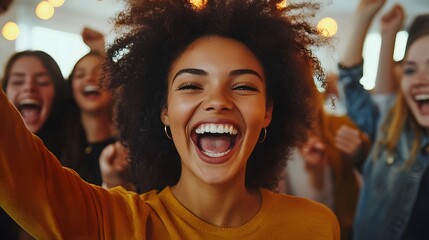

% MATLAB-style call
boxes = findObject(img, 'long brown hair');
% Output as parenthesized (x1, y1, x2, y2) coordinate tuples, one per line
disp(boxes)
(375, 14, 429, 165)
(377, 91, 422, 166)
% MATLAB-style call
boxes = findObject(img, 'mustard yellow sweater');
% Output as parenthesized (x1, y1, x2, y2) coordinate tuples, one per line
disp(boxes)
(0, 90, 340, 239)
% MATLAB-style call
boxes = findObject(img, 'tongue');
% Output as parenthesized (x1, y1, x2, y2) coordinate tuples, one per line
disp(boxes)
(421, 102, 429, 114)
(199, 135, 232, 153)
(20, 107, 40, 123)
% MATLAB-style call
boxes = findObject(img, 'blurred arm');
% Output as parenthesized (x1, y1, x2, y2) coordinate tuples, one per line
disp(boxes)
(339, 0, 386, 67)
(374, 4, 405, 94)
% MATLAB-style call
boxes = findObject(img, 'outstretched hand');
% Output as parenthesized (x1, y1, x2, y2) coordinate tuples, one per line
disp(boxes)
(82, 27, 105, 55)
(99, 141, 135, 191)
(380, 4, 405, 34)
(300, 135, 327, 168)
(334, 125, 363, 161)
(356, 0, 386, 18)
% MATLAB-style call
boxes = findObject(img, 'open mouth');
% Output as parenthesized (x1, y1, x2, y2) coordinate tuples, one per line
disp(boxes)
(18, 99, 42, 123)
(192, 123, 240, 160)
(83, 85, 101, 97)
(415, 94, 429, 115)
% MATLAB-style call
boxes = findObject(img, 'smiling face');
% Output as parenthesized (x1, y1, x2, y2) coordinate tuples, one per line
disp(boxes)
(401, 36, 429, 133)
(6, 56, 55, 133)
(161, 36, 272, 186)
(71, 54, 112, 114)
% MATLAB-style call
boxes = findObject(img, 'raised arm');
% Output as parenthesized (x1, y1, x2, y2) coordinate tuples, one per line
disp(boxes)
(340, 0, 386, 67)
(338, 0, 386, 142)
(82, 27, 106, 55)
(374, 4, 405, 94)
(0, 90, 138, 238)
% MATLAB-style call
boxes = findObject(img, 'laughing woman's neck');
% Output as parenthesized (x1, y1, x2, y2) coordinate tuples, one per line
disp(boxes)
(171, 170, 261, 228)
(81, 110, 115, 143)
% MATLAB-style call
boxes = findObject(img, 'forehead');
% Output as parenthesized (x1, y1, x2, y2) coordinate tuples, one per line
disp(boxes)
(170, 36, 264, 77)
(75, 54, 102, 69)
(11, 56, 47, 73)
(406, 36, 429, 62)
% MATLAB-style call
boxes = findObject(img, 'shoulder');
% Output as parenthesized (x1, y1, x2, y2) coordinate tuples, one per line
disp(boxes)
(267, 190, 337, 218)
(261, 189, 340, 238)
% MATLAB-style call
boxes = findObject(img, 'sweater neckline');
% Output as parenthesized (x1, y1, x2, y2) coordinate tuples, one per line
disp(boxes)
(159, 186, 271, 236)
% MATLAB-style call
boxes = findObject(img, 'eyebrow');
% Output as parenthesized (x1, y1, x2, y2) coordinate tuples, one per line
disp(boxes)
(173, 68, 207, 81)
(172, 68, 263, 82)
(229, 69, 262, 80)
(404, 59, 429, 65)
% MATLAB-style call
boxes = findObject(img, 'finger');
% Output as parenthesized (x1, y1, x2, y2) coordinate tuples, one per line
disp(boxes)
(381, 4, 405, 24)
(335, 139, 351, 152)
(336, 135, 361, 154)
(100, 144, 116, 165)
(335, 142, 355, 155)
(337, 125, 359, 138)
(336, 129, 361, 146)
(336, 131, 360, 147)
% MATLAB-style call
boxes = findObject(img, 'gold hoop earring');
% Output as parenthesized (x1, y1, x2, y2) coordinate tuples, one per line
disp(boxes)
(258, 128, 267, 143)
(164, 125, 173, 140)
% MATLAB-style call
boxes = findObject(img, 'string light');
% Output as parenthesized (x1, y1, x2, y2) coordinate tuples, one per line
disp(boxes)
(189, 0, 206, 9)
(317, 17, 338, 37)
(48, 0, 65, 8)
(2, 22, 20, 41)
(276, 0, 287, 9)
(35, 1, 55, 20)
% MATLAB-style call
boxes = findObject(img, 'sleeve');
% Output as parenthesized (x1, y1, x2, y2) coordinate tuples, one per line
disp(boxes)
(338, 63, 380, 142)
(0, 90, 148, 239)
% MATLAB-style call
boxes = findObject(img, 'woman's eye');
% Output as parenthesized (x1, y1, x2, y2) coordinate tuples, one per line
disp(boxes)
(9, 79, 24, 86)
(74, 71, 85, 79)
(177, 83, 202, 90)
(37, 80, 52, 87)
(403, 67, 416, 76)
(232, 84, 258, 91)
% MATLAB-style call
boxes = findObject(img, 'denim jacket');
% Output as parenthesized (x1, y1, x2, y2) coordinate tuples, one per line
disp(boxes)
(339, 63, 429, 240)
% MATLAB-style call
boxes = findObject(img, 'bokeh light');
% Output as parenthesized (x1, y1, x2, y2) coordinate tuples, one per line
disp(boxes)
(2, 22, 20, 41)
(35, 1, 55, 20)
(276, 0, 287, 9)
(48, 0, 65, 8)
(317, 17, 338, 37)
(189, 0, 206, 9)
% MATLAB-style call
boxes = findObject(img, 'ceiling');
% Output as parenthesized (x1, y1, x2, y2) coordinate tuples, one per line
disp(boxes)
(12, 0, 428, 30)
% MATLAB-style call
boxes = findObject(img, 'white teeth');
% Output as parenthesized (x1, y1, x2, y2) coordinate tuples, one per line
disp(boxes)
(83, 85, 99, 93)
(19, 99, 41, 107)
(415, 94, 429, 101)
(209, 124, 217, 133)
(195, 123, 238, 135)
(202, 149, 231, 157)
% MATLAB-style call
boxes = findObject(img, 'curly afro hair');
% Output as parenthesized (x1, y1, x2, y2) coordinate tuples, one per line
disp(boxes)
(103, 0, 325, 192)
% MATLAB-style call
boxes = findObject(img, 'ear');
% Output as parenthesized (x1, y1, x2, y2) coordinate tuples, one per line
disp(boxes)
(263, 102, 273, 128)
(160, 105, 170, 125)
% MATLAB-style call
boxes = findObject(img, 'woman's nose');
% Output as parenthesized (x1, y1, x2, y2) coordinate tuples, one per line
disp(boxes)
(414, 67, 429, 86)
(87, 72, 97, 83)
(22, 79, 36, 92)
(202, 89, 234, 112)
